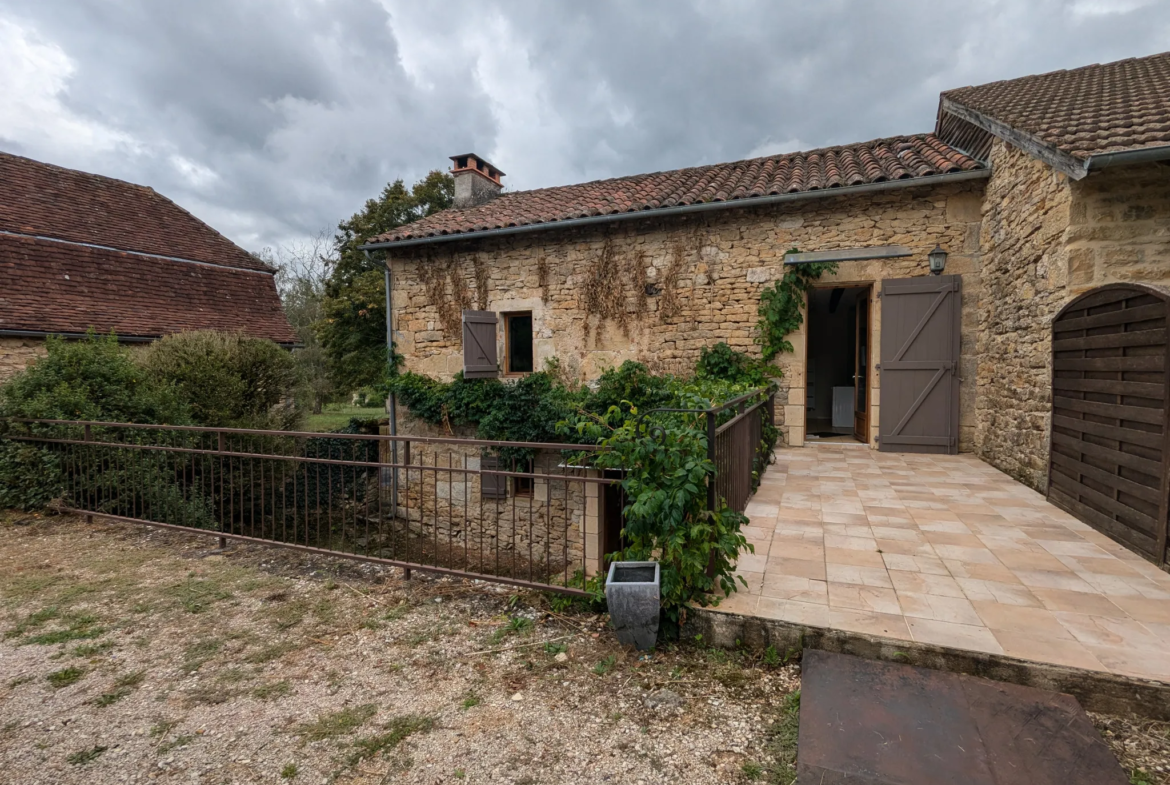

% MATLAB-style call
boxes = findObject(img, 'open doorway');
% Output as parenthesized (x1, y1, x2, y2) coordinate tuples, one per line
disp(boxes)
(805, 285, 872, 444)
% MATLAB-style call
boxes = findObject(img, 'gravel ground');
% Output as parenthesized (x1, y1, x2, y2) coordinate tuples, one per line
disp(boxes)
(0, 514, 802, 785)
(1, 513, 1166, 785)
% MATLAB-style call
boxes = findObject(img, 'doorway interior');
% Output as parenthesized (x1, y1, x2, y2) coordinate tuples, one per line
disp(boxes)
(805, 285, 872, 445)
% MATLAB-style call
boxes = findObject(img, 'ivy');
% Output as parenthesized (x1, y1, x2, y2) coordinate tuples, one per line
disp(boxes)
(756, 255, 838, 362)
(386, 352, 775, 621)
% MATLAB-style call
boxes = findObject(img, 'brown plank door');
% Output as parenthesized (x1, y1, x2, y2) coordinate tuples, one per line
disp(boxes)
(1047, 284, 1170, 567)
(853, 289, 871, 443)
(877, 275, 961, 454)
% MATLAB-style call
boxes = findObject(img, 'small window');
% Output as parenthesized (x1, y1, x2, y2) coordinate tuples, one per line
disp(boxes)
(512, 458, 534, 497)
(504, 312, 534, 374)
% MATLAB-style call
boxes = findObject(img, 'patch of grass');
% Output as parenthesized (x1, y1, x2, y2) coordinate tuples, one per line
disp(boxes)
(304, 405, 385, 432)
(267, 599, 309, 631)
(253, 680, 292, 700)
(593, 655, 617, 676)
(295, 703, 378, 742)
(454, 769, 465, 779)
(72, 641, 115, 658)
(5, 606, 60, 638)
(1129, 769, 1153, 785)
(150, 720, 179, 738)
(94, 670, 146, 707)
(217, 667, 251, 684)
(181, 638, 222, 672)
(543, 641, 568, 655)
(16, 609, 104, 646)
(761, 690, 801, 785)
(487, 616, 533, 645)
(183, 685, 240, 706)
(66, 745, 107, 765)
(158, 734, 195, 753)
(383, 604, 412, 622)
(742, 760, 764, 780)
(245, 640, 301, 664)
(347, 715, 435, 767)
(167, 575, 233, 614)
(47, 666, 84, 689)
(460, 692, 481, 710)
(281, 762, 299, 779)
(7, 674, 34, 688)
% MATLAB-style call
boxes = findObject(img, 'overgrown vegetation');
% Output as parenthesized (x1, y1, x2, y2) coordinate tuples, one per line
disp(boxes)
(756, 258, 837, 361)
(387, 346, 777, 619)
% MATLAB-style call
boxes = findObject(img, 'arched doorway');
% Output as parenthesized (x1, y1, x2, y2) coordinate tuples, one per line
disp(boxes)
(1048, 283, 1170, 567)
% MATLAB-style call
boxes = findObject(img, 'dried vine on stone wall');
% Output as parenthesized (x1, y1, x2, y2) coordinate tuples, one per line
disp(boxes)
(656, 228, 698, 322)
(629, 250, 648, 320)
(537, 255, 552, 304)
(472, 253, 489, 310)
(582, 238, 630, 343)
(418, 252, 472, 338)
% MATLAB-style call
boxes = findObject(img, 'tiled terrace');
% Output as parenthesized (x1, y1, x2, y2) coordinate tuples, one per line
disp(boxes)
(716, 444, 1170, 684)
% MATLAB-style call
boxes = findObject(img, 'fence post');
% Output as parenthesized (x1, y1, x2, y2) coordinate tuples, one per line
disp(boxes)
(216, 431, 227, 551)
(83, 424, 93, 525)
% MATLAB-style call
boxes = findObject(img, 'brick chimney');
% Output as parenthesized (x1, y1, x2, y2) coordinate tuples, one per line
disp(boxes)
(450, 154, 503, 208)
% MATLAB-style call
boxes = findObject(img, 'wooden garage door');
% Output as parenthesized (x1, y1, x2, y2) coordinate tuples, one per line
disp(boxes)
(878, 275, 962, 454)
(1047, 284, 1170, 566)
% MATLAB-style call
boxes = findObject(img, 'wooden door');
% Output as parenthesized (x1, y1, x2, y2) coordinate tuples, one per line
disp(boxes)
(1047, 284, 1170, 566)
(878, 275, 962, 454)
(853, 290, 871, 442)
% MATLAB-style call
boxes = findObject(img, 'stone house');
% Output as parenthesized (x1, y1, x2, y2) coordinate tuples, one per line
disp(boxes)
(365, 53, 1170, 567)
(0, 151, 297, 380)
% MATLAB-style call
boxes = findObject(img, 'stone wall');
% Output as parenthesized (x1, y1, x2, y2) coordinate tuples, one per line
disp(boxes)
(389, 180, 985, 449)
(0, 337, 47, 382)
(975, 141, 1170, 491)
(379, 411, 603, 579)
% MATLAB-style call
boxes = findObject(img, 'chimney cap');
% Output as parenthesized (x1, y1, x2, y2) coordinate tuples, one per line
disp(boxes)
(449, 153, 504, 184)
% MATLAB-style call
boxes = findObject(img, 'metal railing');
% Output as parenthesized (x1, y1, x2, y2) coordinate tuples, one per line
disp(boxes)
(1, 419, 618, 595)
(637, 386, 777, 514)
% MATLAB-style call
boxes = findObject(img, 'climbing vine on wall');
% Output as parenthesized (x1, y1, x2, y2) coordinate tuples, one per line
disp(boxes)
(756, 253, 837, 361)
(418, 252, 474, 338)
(582, 238, 631, 343)
(472, 253, 489, 310)
(536, 255, 550, 303)
(658, 226, 704, 323)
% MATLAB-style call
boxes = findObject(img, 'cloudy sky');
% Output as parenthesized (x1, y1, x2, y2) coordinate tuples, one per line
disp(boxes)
(2, 1, 1168, 252)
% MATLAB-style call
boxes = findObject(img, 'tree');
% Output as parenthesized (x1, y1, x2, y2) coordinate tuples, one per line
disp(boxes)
(319, 170, 454, 393)
(260, 233, 335, 414)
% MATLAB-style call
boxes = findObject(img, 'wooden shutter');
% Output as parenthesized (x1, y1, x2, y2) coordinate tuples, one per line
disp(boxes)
(878, 275, 961, 454)
(462, 310, 499, 378)
(480, 454, 507, 499)
(1047, 284, 1170, 566)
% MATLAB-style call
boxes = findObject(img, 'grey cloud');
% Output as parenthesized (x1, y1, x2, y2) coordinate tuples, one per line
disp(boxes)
(1, 0, 1168, 250)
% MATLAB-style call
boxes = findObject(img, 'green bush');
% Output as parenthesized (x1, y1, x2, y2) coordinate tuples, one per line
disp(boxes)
(0, 334, 190, 511)
(142, 331, 300, 429)
(0, 333, 187, 423)
(694, 342, 774, 388)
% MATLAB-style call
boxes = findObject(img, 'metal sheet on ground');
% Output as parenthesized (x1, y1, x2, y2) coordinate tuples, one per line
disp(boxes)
(796, 650, 1127, 785)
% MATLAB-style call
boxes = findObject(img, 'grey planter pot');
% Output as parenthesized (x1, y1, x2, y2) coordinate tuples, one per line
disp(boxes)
(605, 561, 660, 651)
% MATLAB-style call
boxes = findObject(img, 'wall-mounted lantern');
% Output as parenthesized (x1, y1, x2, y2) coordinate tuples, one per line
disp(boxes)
(928, 245, 948, 275)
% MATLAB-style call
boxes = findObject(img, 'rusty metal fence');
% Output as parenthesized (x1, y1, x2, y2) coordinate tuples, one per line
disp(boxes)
(711, 388, 776, 513)
(1, 419, 616, 595)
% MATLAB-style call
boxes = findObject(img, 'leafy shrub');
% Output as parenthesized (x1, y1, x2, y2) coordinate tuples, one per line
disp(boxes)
(0, 333, 187, 424)
(142, 331, 300, 429)
(583, 361, 673, 418)
(0, 334, 189, 511)
(694, 342, 774, 388)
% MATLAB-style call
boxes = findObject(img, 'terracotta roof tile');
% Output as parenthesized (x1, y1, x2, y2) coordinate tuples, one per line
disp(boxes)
(0, 151, 271, 272)
(0, 234, 298, 343)
(0, 151, 295, 343)
(371, 134, 983, 244)
(943, 51, 1170, 160)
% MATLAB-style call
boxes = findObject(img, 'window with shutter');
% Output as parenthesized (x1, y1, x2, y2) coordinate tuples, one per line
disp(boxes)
(462, 310, 499, 378)
(480, 454, 507, 499)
